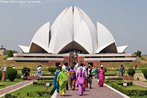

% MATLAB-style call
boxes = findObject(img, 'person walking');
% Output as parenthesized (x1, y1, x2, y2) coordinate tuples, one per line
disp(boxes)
(93, 66, 99, 79)
(83, 64, 88, 89)
(36, 65, 42, 77)
(98, 65, 105, 87)
(119, 65, 125, 77)
(57, 66, 68, 96)
(87, 64, 93, 89)
(69, 66, 76, 90)
(53, 65, 61, 93)
(76, 64, 85, 96)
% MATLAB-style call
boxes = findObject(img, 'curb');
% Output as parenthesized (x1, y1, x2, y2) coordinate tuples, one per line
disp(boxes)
(104, 84, 130, 98)
(51, 90, 58, 98)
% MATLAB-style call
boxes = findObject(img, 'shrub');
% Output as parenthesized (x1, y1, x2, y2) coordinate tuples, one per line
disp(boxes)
(0, 70, 2, 81)
(27, 91, 36, 97)
(22, 67, 30, 74)
(7, 50, 13, 57)
(127, 68, 135, 77)
(142, 69, 147, 80)
(48, 66, 57, 74)
(5, 94, 11, 98)
(111, 82, 147, 96)
(6, 67, 18, 81)
(5, 93, 17, 98)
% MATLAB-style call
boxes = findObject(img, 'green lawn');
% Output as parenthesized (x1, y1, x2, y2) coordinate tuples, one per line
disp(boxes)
(0, 79, 23, 89)
(2, 84, 52, 98)
(17, 69, 51, 76)
(105, 70, 118, 76)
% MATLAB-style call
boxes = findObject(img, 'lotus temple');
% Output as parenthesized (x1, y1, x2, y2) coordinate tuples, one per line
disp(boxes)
(8, 6, 136, 66)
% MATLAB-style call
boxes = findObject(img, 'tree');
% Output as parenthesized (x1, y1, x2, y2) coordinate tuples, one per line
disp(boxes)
(127, 68, 135, 77)
(7, 50, 13, 57)
(134, 50, 142, 57)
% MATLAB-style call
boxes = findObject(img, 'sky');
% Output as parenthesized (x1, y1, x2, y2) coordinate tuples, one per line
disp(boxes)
(0, 0, 147, 54)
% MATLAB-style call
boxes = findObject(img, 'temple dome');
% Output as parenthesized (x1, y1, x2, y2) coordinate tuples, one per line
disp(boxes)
(19, 6, 128, 54)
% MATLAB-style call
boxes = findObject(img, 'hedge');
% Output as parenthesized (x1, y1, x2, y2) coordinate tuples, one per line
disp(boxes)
(127, 68, 135, 77)
(111, 82, 147, 96)
(6, 67, 18, 81)
(48, 66, 57, 74)
(33, 80, 53, 86)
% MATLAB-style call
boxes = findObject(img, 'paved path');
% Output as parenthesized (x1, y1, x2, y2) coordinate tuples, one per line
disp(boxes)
(55, 79, 128, 98)
(133, 81, 147, 87)
(0, 80, 34, 97)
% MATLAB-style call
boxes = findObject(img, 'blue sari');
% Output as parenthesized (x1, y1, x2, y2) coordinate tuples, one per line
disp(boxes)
(53, 70, 60, 92)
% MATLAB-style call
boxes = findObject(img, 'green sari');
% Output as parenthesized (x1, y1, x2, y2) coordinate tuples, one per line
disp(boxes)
(57, 69, 68, 95)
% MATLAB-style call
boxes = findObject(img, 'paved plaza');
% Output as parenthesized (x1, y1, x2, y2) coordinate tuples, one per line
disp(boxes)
(54, 79, 129, 98)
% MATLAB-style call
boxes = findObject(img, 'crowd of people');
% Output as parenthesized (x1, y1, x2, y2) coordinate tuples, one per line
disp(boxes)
(53, 62, 105, 96)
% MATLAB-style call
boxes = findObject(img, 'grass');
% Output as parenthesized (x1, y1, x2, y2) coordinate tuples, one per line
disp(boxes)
(0, 56, 49, 71)
(0, 79, 23, 89)
(105, 70, 118, 76)
(2, 84, 52, 98)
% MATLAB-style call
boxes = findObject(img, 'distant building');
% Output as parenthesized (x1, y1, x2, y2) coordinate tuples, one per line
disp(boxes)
(0, 47, 6, 55)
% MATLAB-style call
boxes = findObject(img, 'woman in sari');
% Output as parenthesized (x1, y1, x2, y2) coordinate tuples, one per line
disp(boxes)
(53, 65, 61, 93)
(76, 64, 85, 96)
(57, 66, 68, 96)
(98, 65, 105, 87)
(69, 66, 76, 90)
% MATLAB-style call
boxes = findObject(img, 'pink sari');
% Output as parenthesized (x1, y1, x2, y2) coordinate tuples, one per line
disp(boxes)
(77, 67, 85, 96)
(98, 69, 104, 87)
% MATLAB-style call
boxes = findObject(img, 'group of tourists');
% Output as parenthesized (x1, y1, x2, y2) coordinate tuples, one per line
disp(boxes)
(53, 62, 105, 96)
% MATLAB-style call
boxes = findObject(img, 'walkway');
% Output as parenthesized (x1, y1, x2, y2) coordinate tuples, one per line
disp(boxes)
(53, 79, 129, 98)
(133, 81, 147, 87)
(0, 80, 34, 97)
